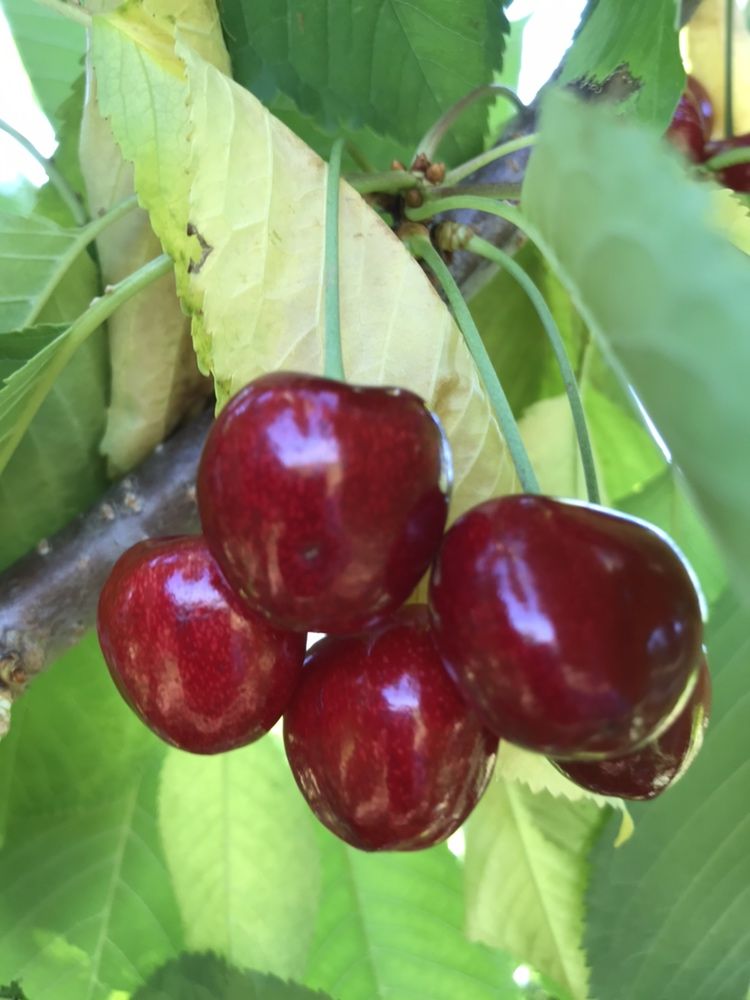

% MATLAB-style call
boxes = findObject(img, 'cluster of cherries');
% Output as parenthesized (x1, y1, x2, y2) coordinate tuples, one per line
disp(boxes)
(667, 75, 750, 192)
(97, 373, 710, 852)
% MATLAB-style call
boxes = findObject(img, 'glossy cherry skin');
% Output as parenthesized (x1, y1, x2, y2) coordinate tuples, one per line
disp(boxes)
(666, 93, 706, 163)
(283, 605, 498, 851)
(686, 75, 714, 139)
(554, 656, 711, 800)
(197, 372, 451, 634)
(97, 536, 306, 754)
(428, 495, 704, 760)
(705, 134, 750, 192)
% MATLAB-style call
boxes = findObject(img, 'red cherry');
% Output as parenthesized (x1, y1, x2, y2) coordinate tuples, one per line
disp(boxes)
(428, 495, 704, 759)
(197, 372, 451, 634)
(686, 75, 714, 139)
(553, 657, 711, 800)
(705, 134, 750, 192)
(666, 93, 706, 163)
(283, 605, 498, 851)
(97, 536, 305, 754)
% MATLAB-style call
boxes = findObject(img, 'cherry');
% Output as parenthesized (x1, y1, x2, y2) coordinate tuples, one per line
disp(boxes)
(666, 93, 706, 163)
(553, 656, 711, 800)
(197, 372, 451, 634)
(283, 605, 498, 851)
(705, 134, 750, 192)
(686, 75, 714, 139)
(428, 495, 704, 759)
(97, 536, 305, 754)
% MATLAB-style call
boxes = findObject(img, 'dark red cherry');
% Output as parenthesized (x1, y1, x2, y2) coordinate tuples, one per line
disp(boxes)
(197, 372, 451, 634)
(686, 75, 714, 139)
(428, 495, 704, 759)
(705, 134, 750, 192)
(666, 93, 705, 163)
(97, 536, 305, 754)
(283, 605, 498, 851)
(554, 657, 711, 800)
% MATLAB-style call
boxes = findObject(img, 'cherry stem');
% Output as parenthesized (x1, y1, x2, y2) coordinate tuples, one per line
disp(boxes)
(406, 233, 539, 494)
(444, 133, 538, 187)
(0, 119, 87, 226)
(703, 145, 750, 171)
(324, 138, 346, 382)
(463, 232, 601, 504)
(414, 84, 526, 163)
(724, 0, 734, 138)
(405, 193, 525, 229)
(32, 0, 91, 26)
(347, 170, 420, 195)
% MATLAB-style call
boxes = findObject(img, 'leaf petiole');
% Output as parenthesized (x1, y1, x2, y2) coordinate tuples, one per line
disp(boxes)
(346, 170, 421, 196)
(324, 139, 346, 381)
(405, 193, 525, 228)
(405, 230, 539, 493)
(414, 84, 526, 163)
(32, 0, 91, 27)
(703, 146, 750, 171)
(444, 133, 538, 187)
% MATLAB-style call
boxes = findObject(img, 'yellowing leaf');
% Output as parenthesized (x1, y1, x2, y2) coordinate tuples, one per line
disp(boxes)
(93, 8, 518, 519)
(684, 0, 750, 136)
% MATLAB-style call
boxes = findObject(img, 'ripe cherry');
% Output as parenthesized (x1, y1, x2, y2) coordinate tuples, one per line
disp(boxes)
(428, 495, 704, 760)
(283, 605, 498, 851)
(197, 372, 451, 634)
(705, 134, 750, 192)
(666, 93, 706, 163)
(686, 75, 714, 139)
(553, 656, 711, 800)
(97, 536, 305, 754)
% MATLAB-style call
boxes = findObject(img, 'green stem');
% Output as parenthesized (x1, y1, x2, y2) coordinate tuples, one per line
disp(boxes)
(1, 255, 172, 473)
(444, 133, 538, 187)
(703, 145, 750, 171)
(406, 234, 539, 493)
(0, 119, 87, 226)
(345, 142, 375, 174)
(406, 193, 525, 228)
(347, 170, 420, 196)
(26, 193, 139, 327)
(324, 139, 346, 381)
(32, 0, 91, 26)
(414, 85, 526, 163)
(467, 234, 600, 504)
(724, 0, 734, 137)
(427, 182, 523, 203)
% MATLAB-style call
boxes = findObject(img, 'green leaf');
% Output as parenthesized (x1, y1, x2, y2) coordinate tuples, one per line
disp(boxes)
(220, 0, 510, 164)
(0, 0, 86, 129)
(0, 211, 95, 331)
(0, 324, 65, 379)
(0, 635, 182, 999)
(158, 737, 321, 980)
(521, 90, 750, 602)
(618, 467, 727, 604)
(464, 779, 606, 1000)
(134, 953, 332, 1000)
(586, 589, 750, 1000)
(305, 827, 522, 1000)
(560, 0, 683, 129)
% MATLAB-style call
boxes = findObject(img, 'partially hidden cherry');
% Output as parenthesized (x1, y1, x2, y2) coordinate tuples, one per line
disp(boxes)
(705, 134, 750, 192)
(283, 605, 498, 851)
(686, 75, 715, 139)
(428, 495, 704, 760)
(666, 93, 706, 163)
(553, 656, 711, 800)
(97, 536, 306, 754)
(197, 372, 451, 634)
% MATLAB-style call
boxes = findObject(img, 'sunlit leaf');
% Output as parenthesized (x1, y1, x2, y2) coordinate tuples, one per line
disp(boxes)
(586, 588, 750, 1000)
(158, 738, 321, 981)
(464, 779, 605, 1000)
(522, 90, 750, 601)
(305, 827, 523, 1000)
